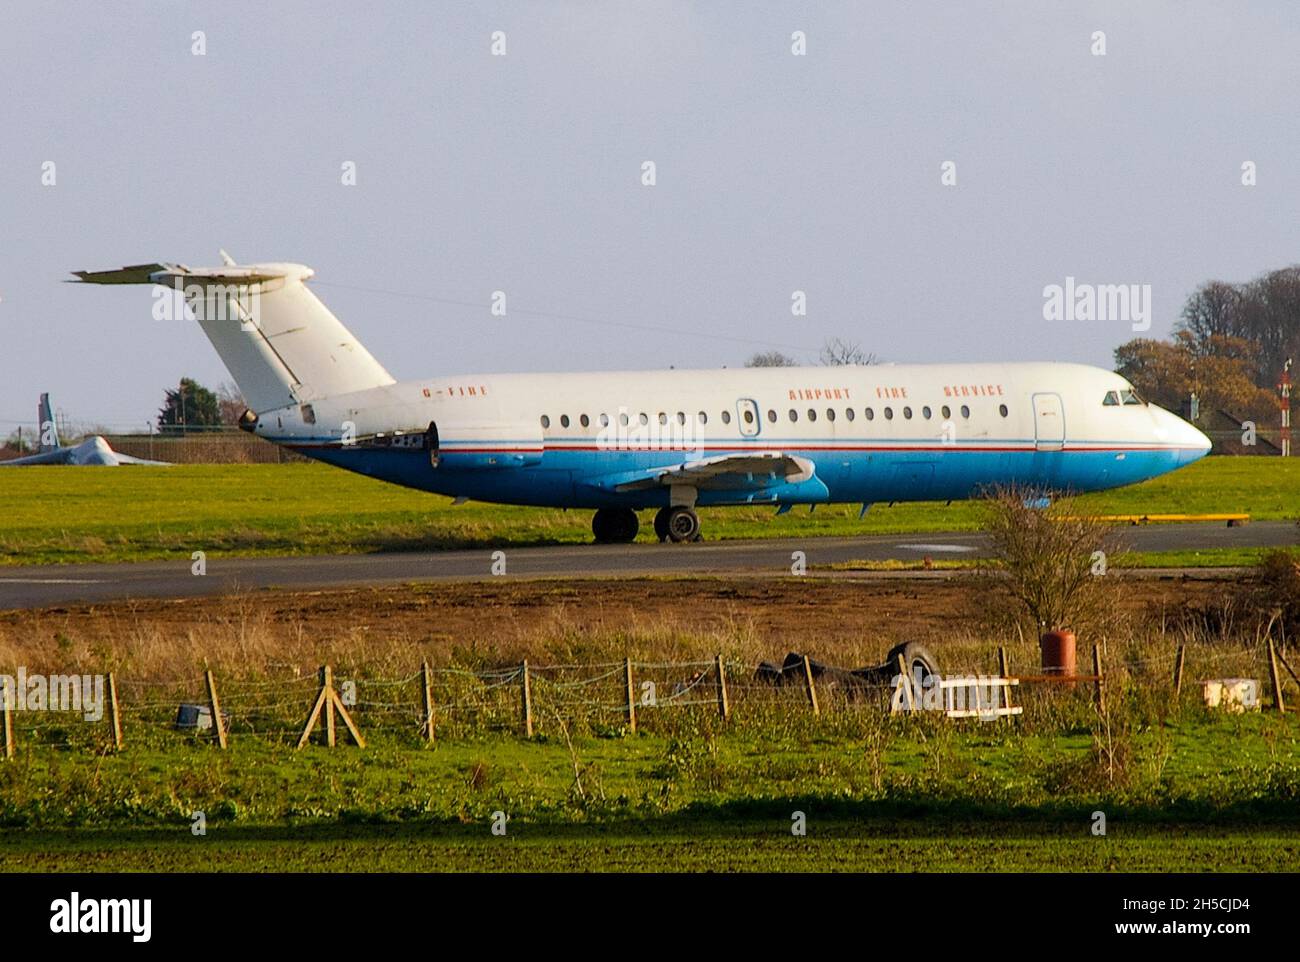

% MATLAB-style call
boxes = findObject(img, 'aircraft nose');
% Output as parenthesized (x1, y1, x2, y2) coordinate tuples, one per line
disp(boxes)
(1157, 407, 1211, 463)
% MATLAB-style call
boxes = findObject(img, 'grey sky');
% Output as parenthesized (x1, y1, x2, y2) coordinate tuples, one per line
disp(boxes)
(1, 1, 1297, 433)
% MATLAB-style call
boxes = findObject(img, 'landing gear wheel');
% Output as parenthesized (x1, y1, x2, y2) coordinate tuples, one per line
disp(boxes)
(653, 507, 672, 542)
(592, 507, 639, 544)
(664, 506, 701, 543)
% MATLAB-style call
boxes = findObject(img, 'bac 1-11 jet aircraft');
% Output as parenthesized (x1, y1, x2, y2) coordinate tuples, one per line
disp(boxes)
(73, 255, 1211, 542)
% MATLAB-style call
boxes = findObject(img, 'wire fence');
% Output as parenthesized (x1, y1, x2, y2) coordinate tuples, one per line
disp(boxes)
(1, 640, 1293, 757)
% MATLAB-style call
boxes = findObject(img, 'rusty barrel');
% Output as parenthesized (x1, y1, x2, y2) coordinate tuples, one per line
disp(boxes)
(1039, 630, 1077, 676)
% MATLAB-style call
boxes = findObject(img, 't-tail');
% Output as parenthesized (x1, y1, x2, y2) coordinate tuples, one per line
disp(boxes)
(71, 252, 394, 414)
(37, 392, 59, 452)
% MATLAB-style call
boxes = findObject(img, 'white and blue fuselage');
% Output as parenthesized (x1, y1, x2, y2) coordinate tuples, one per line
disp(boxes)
(253, 361, 1210, 512)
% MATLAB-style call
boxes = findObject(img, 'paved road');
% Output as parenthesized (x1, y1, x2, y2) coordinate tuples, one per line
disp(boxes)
(0, 522, 1292, 610)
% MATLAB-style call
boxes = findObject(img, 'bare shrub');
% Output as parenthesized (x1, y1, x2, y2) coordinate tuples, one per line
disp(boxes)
(977, 486, 1128, 639)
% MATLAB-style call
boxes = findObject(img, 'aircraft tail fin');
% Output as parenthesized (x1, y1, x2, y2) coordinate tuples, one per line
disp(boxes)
(37, 393, 59, 452)
(72, 254, 395, 414)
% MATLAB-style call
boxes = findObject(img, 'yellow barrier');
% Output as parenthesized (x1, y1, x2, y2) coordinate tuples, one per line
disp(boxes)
(1058, 513, 1250, 526)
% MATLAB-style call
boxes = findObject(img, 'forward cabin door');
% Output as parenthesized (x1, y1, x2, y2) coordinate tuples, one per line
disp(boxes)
(1032, 392, 1065, 451)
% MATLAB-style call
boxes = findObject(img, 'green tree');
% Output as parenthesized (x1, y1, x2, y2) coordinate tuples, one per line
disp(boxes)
(1114, 331, 1279, 423)
(158, 378, 222, 434)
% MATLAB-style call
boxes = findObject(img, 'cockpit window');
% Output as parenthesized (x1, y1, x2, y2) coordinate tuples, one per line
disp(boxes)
(1121, 389, 1143, 406)
(1103, 391, 1120, 406)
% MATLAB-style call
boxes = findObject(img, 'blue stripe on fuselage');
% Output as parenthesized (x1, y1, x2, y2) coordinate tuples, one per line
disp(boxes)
(297, 441, 1205, 508)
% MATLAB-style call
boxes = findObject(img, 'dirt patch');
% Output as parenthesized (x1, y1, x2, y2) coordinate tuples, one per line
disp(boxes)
(0, 572, 1231, 680)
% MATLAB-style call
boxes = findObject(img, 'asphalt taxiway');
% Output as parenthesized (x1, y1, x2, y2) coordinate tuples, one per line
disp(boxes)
(0, 522, 1292, 610)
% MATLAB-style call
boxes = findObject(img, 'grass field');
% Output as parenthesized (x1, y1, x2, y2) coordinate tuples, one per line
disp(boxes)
(0, 455, 1295, 565)
(2, 713, 1298, 872)
(1, 584, 1297, 873)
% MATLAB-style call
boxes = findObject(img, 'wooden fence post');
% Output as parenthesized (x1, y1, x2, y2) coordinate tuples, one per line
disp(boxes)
(802, 654, 820, 716)
(2, 677, 13, 760)
(997, 646, 1015, 713)
(715, 654, 730, 721)
(624, 657, 637, 734)
(1275, 645, 1300, 692)
(1268, 638, 1286, 714)
(323, 665, 337, 747)
(420, 661, 436, 744)
(204, 669, 227, 749)
(1092, 645, 1105, 714)
(297, 665, 366, 748)
(1173, 644, 1186, 696)
(107, 671, 123, 750)
(895, 653, 915, 712)
(520, 660, 533, 737)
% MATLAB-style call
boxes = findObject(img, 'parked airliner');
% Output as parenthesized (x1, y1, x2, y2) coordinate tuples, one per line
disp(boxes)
(74, 256, 1211, 542)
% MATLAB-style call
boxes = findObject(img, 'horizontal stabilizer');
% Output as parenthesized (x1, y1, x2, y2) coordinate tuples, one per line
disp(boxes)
(72, 253, 395, 413)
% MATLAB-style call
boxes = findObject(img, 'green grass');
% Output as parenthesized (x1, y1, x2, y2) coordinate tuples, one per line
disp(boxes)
(0, 456, 1295, 566)
(5, 823, 1294, 872)
(2, 709, 1297, 871)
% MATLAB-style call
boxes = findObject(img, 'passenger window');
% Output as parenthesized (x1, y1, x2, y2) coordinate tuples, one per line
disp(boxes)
(884, 407, 893, 420)
(560, 414, 570, 428)
(619, 412, 629, 426)
(941, 405, 951, 419)
(922, 406, 932, 419)
(721, 410, 732, 424)
(767, 409, 777, 423)
(903, 406, 913, 419)
(676, 412, 686, 425)
(807, 409, 818, 422)
(599, 413, 609, 427)
(845, 408, 855, 421)
(540, 415, 550, 428)
(658, 412, 668, 425)
(743, 409, 754, 424)
(826, 408, 836, 422)
(639, 412, 649, 426)
(580, 414, 590, 428)
(865, 408, 874, 420)
(960, 405, 970, 419)
(998, 404, 1008, 418)
(698, 411, 708, 425)
(789, 409, 798, 422)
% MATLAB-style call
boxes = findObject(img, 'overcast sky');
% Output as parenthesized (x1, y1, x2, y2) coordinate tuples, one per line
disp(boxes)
(1, 1, 1297, 432)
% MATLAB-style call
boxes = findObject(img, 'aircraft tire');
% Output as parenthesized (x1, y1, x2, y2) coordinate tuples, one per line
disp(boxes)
(592, 507, 639, 544)
(884, 641, 940, 685)
(653, 507, 672, 542)
(664, 506, 700, 543)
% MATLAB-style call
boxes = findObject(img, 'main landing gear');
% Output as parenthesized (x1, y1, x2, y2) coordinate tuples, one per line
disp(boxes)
(592, 505, 702, 544)
(592, 507, 639, 544)
(653, 505, 701, 543)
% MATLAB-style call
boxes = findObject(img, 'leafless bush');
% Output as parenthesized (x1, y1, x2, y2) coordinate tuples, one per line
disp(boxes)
(977, 486, 1127, 639)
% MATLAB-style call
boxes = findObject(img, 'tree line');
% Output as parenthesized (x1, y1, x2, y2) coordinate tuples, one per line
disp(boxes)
(1115, 265, 1297, 423)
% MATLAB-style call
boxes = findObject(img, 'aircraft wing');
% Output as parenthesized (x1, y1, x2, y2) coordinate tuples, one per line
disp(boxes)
(108, 452, 173, 466)
(609, 451, 817, 493)
(0, 449, 73, 466)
